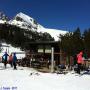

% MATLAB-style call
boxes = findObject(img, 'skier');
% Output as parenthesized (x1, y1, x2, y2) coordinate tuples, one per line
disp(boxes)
(2, 52, 9, 68)
(9, 54, 13, 67)
(13, 53, 17, 70)
(77, 51, 83, 74)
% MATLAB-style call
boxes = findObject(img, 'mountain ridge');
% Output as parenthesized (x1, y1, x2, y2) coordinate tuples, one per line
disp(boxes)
(0, 12, 68, 41)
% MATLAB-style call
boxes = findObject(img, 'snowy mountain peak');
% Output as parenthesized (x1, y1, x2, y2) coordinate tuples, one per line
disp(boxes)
(9, 12, 38, 30)
(0, 11, 9, 23)
(15, 12, 34, 24)
(0, 12, 68, 41)
(0, 12, 8, 21)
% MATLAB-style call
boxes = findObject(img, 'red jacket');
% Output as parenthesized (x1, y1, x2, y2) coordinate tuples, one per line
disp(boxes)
(9, 55, 13, 61)
(77, 52, 83, 64)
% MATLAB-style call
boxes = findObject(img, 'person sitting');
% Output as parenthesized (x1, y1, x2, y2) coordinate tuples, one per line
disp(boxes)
(58, 64, 66, 69)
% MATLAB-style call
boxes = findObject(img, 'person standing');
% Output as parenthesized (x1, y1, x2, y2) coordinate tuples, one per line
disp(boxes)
(2, 52, 9, 68)
(9, 54, 13, 67)
(77, 51, 83, 74)
(13, 53, 17, 70)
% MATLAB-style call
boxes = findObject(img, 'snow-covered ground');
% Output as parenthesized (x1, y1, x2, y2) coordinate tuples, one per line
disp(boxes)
(0, 63, 90, 90)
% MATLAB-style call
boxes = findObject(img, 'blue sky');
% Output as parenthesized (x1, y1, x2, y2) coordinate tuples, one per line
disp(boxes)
(0, 0, 90, 32)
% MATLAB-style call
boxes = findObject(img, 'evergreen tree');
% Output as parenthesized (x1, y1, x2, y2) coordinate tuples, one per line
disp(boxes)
(0, 23, 54, 50)
(59, 27, 84, 56)
(83, 28, 90, 53)
(72, 27, 84, 54)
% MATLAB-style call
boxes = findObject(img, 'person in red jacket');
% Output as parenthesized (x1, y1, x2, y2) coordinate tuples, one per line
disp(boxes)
(9, 54, 13, 67)
(77, 51, 83, 74)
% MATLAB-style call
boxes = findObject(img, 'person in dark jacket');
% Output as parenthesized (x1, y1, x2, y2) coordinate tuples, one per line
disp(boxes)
(2, 52, 9, 68)
(13, 53, 17, 69)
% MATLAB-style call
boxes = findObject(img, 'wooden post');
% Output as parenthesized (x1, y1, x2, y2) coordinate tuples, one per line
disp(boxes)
(60, 49, 62, 65)
(51, 47, 54, 73)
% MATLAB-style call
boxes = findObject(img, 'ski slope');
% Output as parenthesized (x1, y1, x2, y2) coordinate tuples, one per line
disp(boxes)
(0, 63, 90, 90)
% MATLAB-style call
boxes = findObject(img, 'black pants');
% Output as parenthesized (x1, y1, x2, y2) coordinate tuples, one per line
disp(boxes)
(13, 62, 17, 69)
(4, 60, 7, 68)
(77, 63, 81, 74)
(9, 61, 13, 67)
